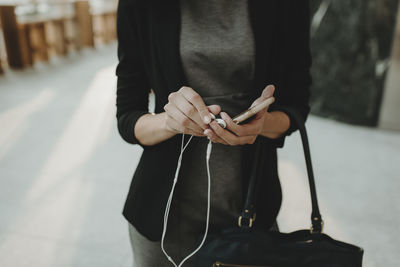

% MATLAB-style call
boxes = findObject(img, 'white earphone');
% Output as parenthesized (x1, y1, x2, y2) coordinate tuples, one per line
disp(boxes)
(209, 113, 227, 128)
(161, 113, 226, 266)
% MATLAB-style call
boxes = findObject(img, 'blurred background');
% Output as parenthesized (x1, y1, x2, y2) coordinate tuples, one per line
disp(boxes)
(0, 0, 399, 266)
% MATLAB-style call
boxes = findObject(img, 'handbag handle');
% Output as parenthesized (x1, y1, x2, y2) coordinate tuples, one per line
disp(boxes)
(240, 108, 324, 234)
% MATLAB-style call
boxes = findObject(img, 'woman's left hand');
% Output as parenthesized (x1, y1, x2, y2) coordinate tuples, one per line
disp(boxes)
(204, 85, 275, 145)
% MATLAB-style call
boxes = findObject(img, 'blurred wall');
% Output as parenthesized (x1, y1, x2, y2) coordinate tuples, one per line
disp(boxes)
(309, 0, 399, 126)
(379, 2, 400, 131)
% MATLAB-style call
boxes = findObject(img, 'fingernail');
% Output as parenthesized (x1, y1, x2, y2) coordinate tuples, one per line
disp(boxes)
(266, 85, 274, 95)
(204, 129, 209, 135)
(209, 113, 216, 120)
(204, 116, 211, 124)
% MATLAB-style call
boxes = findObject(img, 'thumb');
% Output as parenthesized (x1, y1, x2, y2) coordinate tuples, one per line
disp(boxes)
(261, 84, 275, 98)
(207, 104, 221, 116)
(250, 84, 275, 108)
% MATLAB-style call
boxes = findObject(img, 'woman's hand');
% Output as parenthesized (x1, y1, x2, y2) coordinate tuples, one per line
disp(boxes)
(204, 85, 275, 145)
(163, 86, 221, 136)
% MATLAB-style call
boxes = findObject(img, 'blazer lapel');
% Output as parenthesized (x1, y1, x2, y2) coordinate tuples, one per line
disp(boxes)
(248, 0, 279, 102)
(151, 0, 187, 95)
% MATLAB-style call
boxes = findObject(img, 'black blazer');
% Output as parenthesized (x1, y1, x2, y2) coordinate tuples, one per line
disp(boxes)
(116, 0, 312, 241)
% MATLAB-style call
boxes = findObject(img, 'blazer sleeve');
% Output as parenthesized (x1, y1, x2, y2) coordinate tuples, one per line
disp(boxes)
(269, 0, 312, 148)
(115, 0, 150, 147)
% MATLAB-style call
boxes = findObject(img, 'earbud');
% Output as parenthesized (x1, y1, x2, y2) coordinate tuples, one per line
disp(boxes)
(215, 118, 227, 128)
(209, 113, 227, 128)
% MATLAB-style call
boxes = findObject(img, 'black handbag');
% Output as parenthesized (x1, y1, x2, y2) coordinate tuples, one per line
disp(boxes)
(195, 109, 364, 267)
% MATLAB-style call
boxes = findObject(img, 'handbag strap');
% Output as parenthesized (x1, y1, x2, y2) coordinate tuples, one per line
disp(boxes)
(239, 108, 324, 234)
(238, 137, 264, 228)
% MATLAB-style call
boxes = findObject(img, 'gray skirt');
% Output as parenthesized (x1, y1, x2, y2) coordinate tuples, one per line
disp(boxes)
(128, 221, 279, 267)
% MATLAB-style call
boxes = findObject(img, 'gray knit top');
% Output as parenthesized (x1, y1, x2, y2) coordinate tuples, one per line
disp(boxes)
(179, 0, 255, 116)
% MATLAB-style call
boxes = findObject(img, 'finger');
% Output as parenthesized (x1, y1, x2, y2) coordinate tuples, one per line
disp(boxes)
(164, 102, 204, 133)
(207, 104, 221, 116)
(250, 98, 260, 109)
(250, 84, 275, 108)
(166, 114, 204, 136)
(220, 112, 261, 136)
(179, 86, 211, 124)
(209, 120, 256, 146)
(204, 128, 229, 145)
(169, 91, 208, 129)
(261, 84, 275, 98)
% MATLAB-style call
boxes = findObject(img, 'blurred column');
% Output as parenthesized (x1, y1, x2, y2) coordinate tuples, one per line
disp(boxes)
(0, 5, 32, 69)
(379, 3, 400, 131)
(74, 0, 94, 48)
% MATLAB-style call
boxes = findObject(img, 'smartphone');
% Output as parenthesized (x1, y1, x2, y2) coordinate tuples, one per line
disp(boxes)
(232, 96, 275, 124)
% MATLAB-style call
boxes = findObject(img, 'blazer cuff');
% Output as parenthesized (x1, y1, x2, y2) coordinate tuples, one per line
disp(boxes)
(266, 105, 304, 148)
(117, 110, 149, 147)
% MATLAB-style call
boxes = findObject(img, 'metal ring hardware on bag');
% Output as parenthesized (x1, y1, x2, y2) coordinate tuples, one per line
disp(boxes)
(238, 212, 257, 228)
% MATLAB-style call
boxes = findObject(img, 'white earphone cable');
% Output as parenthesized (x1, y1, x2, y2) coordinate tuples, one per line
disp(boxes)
(161, 133, 213, 267)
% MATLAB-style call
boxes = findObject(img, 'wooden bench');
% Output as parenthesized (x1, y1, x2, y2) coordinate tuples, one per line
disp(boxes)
(0, 0, 93, 69)
(0, 4, 29, 68)
(0, 18, 4, 74)
(0, 0, 116, 70)
(91, 4, 117, 44)
(75, 0, 94, 47)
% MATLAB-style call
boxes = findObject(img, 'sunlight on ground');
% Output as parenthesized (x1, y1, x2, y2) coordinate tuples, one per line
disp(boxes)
(0, 64, 117, 267)
(0, 89, 55, 160)
(277, 159, 348, 239)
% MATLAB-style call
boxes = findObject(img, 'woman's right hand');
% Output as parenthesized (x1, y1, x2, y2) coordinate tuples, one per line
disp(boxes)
(163, 86, 221, 136)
